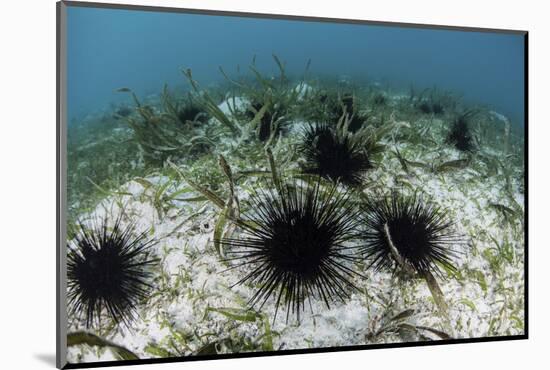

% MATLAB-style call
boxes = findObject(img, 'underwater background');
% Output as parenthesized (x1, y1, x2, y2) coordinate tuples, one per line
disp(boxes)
(67, 7, 524, 125)
(65, 4, 525, 365)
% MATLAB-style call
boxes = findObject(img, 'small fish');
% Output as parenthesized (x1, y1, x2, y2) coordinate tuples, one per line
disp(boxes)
(148, 117, 163, 125)
(113, 106, 132, 119)
(434, 158, 470, 173)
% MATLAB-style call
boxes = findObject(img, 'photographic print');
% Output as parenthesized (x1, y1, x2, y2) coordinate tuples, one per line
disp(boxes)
(57, 1, 527, 368)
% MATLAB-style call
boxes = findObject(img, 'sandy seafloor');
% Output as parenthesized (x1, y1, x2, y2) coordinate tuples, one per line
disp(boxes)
(66, 87, 525, 363)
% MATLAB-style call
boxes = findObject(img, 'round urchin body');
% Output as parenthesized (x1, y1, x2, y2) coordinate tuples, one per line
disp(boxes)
(359, 193, 459, 277)
(222, 181, 362, 321)
(67, 216, 157, 328)
(299, 124, 371, 187)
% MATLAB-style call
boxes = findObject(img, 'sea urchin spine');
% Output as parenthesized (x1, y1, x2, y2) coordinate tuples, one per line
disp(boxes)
(222, 181, 362, 322)
(67, 215, 158, 328)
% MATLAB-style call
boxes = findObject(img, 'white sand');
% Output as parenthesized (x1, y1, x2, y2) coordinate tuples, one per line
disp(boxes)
(67, 107, 524, 362)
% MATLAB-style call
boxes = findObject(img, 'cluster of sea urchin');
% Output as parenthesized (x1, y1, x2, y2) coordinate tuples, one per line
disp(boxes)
(358, 192, 459, 277)
(221, 181, 363, 322)
(67, 215, 158, 328)
(299, 124, 371, 187)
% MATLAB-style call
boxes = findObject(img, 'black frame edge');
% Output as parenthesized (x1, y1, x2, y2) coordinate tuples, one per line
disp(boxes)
(523, 32, 529, 339)
(56, 2, 61, 368)
(57, 1, 69, 368)
(63, 335, 527, 369)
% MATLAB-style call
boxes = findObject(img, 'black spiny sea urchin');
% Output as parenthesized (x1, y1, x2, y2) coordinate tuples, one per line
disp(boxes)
(299, 124, 371, 187)
(222, 181, 362, 321)
(447, 112, 475, 152)
(177, 103, 209, 125)
(67, 215, 158, 328)
(359, 192, 459, 277)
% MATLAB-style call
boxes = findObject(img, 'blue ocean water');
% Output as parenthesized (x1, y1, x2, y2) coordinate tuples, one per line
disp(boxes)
(67, 6, 525, 126)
